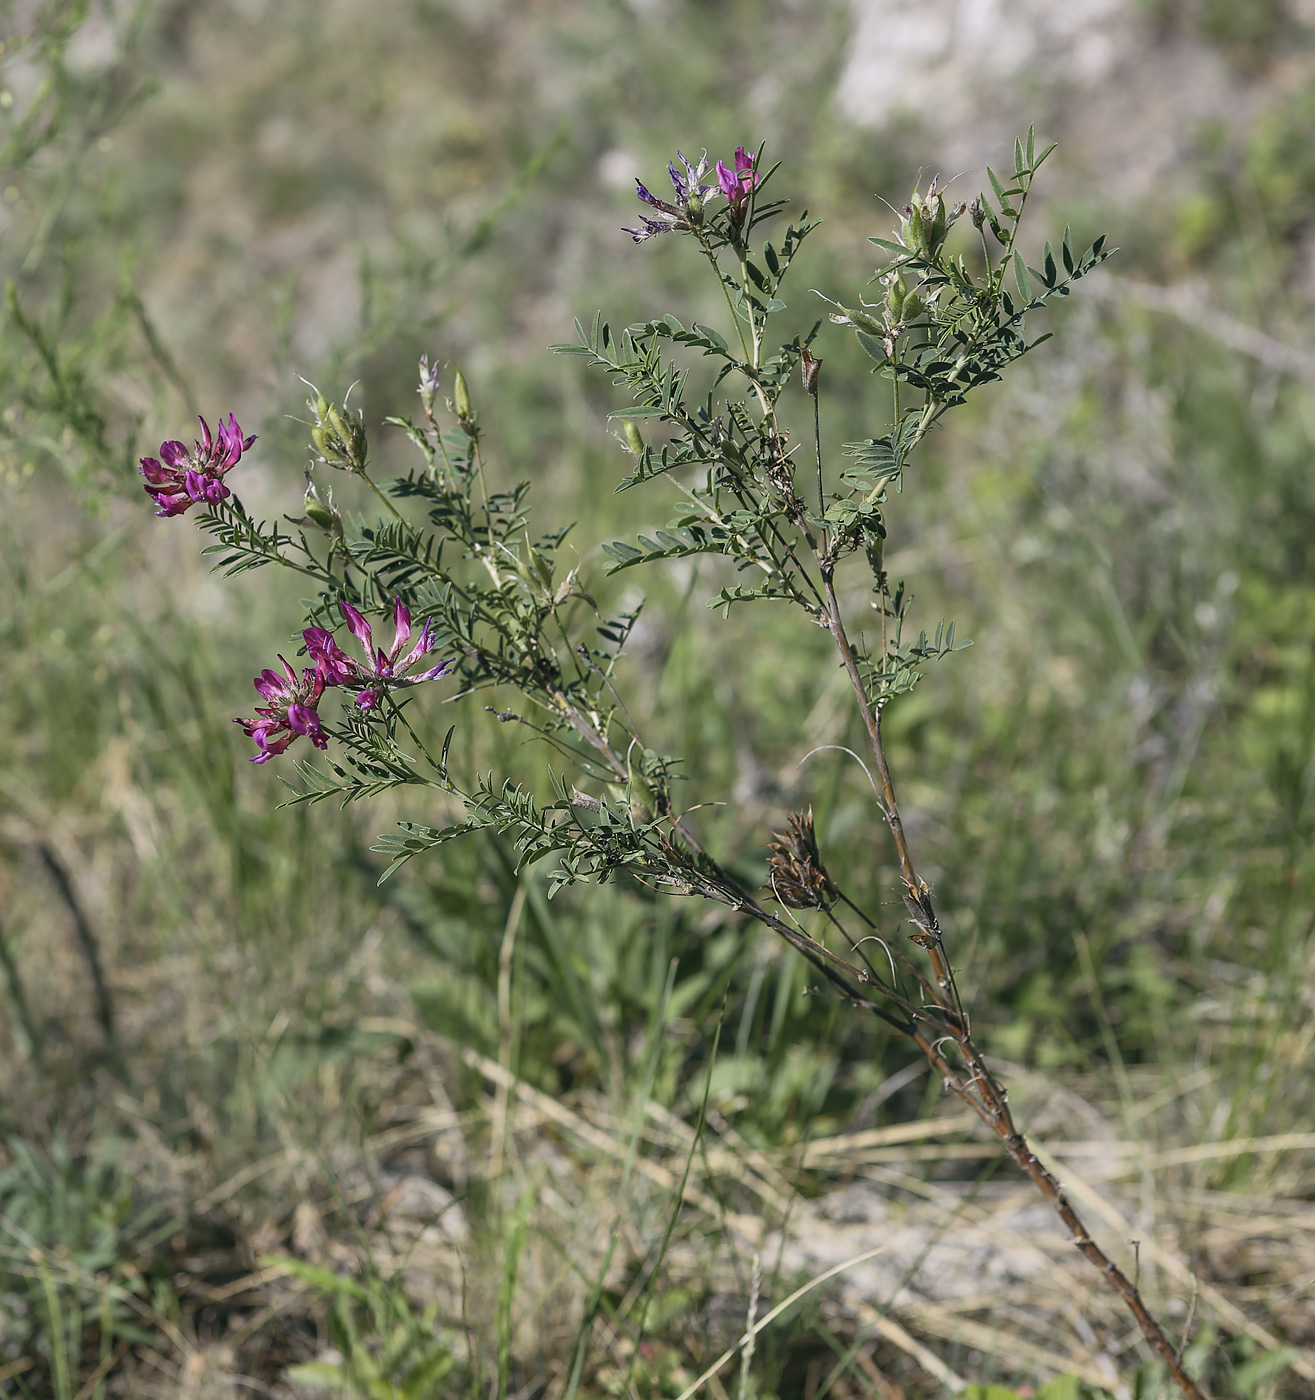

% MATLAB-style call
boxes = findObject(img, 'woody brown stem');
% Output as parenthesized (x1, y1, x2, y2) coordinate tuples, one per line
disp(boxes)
(814, 570, 1207, 1400)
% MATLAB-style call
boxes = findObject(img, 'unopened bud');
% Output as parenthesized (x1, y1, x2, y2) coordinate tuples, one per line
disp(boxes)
(622, 420, 644, 455)
(453, 369, 471, 419)
(303, 478, 341, 535)
(884, 275, 908, 322)
(901, 291, 924, 321)
(451, 368, 476, 436)
(969, 197, 985, 231)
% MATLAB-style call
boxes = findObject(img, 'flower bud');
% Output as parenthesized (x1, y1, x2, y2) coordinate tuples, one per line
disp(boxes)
(884, 275, 909, 322)
(901, 291, 924, 322)
(304, 478, 343, 539)
(303, 480, 336, 531)
(451, 368, 477, 437)
(622, 420, 644, 455)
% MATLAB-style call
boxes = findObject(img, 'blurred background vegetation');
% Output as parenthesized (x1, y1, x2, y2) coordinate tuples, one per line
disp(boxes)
(2, 0, 1315, 1396)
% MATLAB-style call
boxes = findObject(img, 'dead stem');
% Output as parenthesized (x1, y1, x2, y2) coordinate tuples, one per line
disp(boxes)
(813, 547, 1207, 1400)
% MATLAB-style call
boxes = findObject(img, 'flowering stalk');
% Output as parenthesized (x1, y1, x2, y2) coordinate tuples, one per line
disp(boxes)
(592, 137, 1201, 1400)
(153, 131, 1209, 1400)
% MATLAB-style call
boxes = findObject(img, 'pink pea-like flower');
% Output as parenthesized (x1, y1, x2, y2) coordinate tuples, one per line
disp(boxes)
(304, 597, 455, 710)
(140, 414, 255, 517)
(233, 657, 329, 764)
(715, 147, 761, 222)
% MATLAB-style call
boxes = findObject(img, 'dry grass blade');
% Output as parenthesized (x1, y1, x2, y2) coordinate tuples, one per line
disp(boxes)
(671, 1244, 896, 1400)
(1031, 1145, 1315, 1382)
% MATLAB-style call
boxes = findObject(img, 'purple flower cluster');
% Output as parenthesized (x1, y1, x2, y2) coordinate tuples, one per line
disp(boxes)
(234, 599, 456, 763)
(139, 414, 255, 517)
(624, 146, 761, 242)
(233, 658, 329, 764)
(304, 598, 454, 710)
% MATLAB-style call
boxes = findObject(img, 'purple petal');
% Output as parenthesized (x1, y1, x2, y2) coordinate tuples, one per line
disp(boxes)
(387, 598, 413, 662)
(253, 668, 286, 701)
(303, 627, 357, 685)
(340, 601, 374, 654)
(197, 417, 213, 456)
(355, 687, 381, 709)
(286, 703, 321, 737)
(716, 161, 737, 201)
(735, 146, 755, 174)
(395, 615, 436, 673)
(623, 218, 671, 243)
(411, 656, 456, 685)
(159, 440, 189, 468)
(218, 413, 248, 468)
(148, 487, 191, 516)
(139, 457, 170, 483)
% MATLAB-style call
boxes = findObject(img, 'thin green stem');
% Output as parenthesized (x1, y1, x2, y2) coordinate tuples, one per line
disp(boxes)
(358, 469, 407, 524)
(702, 243, 752, 364)
(739, 251, 761, 370)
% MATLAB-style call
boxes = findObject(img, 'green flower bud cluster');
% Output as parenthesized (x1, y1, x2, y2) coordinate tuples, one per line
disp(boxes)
(309, 393, 367, 473)
(883, 273, 924, 325)
(899, 175, 967, 260)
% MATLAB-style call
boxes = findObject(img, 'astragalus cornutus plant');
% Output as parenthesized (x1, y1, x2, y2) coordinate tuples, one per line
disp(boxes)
(149, 132, 1212, 1400)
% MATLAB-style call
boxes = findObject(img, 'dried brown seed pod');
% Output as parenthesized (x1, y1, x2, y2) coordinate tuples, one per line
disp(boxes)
(766, 807, 838, 909)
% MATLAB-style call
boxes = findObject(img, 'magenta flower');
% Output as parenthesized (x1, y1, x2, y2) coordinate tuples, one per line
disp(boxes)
(716, 147, 761, 222)
(623, 150, 718, 242)
(140, 414, 256, 517)
(233, 657, 328, 764)
(304, 598, 455, 709)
